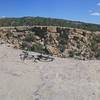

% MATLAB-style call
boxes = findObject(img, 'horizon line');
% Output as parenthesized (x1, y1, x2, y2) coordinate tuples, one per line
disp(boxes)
(0, 16, 100, 25)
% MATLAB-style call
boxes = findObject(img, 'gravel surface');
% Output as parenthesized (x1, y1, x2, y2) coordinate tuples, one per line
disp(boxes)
(0, 44, 100, 100)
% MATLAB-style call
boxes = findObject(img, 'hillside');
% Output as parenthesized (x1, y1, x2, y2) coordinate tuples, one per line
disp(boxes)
(0, 17, 100, 31)
(0, 26, 100, 60)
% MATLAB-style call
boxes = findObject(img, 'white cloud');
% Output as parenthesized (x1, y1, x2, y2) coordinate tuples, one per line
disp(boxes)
(89, 10, 93, 13)
(89, 3, 100, 17)
(90, 12, 100, 16)
(97, 2, 100, 6)
(1, 16, 6, 18)
(0, 16, 6, 18)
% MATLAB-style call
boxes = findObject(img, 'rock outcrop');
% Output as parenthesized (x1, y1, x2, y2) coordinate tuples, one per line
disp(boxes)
(66, 29, 96, 60)
(0, 27, 99, 60)
(45, 28, 97, 60)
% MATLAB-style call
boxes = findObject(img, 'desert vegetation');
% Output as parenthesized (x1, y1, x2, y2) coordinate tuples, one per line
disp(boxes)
(0, 17, 100, 60)
(0, 17, 100, 31)
(0, 24, 100, 60)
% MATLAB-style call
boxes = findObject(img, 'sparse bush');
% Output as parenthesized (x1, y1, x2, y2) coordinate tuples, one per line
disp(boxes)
(24, 33, 35, 42)
(90, 34, 98, 52)
(95, 49, 100, 59)
(31, 43, 49, 54)
(31, 43, 44, 53)
(95, 35, 100, 43)
(58, 30, 68, 52)
(68, 50, 74, 57)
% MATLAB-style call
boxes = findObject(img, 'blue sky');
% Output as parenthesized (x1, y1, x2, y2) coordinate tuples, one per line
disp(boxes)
(0, 0, 100, 24)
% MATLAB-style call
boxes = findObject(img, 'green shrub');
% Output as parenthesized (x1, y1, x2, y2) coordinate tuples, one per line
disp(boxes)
(95, 35, 100, 43)
(24, 33, 35, 42)
(68, 50, 74, 57)
(95, 49, 100, 59)
(58, 31, 68, 52)
(31, 43, 44, 53)
(90, 35, 98, 51)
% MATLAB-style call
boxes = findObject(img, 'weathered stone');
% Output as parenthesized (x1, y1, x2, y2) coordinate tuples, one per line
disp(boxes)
(0, 27, 99, 60)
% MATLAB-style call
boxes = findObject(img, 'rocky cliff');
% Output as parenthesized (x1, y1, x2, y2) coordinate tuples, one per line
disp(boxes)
(0, 27, 99, 60)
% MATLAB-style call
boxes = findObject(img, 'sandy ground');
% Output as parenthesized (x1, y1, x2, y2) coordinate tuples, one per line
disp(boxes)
(0, 44, 100, 100)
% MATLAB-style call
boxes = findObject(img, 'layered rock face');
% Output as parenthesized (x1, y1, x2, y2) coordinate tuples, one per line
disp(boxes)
(45, 28, 97, 60)
(67, 29, 96, 60)
(0, 27, 99, 60)
(44, 32, 62, 57)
